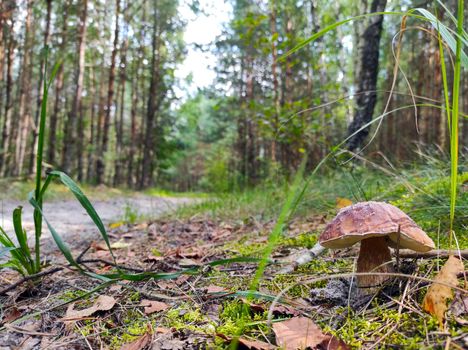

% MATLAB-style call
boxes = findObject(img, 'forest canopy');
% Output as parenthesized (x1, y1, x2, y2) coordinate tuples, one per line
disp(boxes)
(0, 0, 466, 191)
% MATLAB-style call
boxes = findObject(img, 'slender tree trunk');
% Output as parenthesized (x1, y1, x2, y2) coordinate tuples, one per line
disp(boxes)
(245, 56, 257, 184)
(48, 1, 69, 166)
(94, 57, 107, 183)
(28, 0, 52, 174)
(0, 16, 15, 176)
(269, 1, 279, 163)
(86, 66, 97, 181)
(96, 0, 120, 184)
(139, 5, 161, 189)
(62, 0, 88, 175)
(114, 38, 128, 186)
(15, 0, 34, 176)
(346, 0, 387, 151)
(127, 66, 139, 187)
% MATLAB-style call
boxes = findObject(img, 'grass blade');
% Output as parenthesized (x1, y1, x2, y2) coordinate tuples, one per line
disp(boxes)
(280, 10, 468, 68)
(48, 171, 115, 259)
(12, 207, 34, 270)
(448, 0, 464, 246)
(28, 192, 83, 271)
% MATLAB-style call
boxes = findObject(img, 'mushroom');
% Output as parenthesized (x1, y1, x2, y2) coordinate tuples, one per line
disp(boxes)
(319, 201, 435, 289)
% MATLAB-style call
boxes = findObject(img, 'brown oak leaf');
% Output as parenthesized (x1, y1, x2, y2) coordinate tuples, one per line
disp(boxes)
(422, 255, 464, 329)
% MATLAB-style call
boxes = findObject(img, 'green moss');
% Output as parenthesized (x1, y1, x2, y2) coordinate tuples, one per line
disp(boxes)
(58, 289, 87, 301)
(109, 311, 149, 349)
(207, 270, 249, 291)
(223, 237, 266, 257)
(280, 232, 318, 248)
(164, 304, 215, 334)
(267, 274, 311, 298)
(217, 299, 269, 338)
(128, 291, 140, 302)
(151, 248, 163, 257)
(319, 301, 458, 349)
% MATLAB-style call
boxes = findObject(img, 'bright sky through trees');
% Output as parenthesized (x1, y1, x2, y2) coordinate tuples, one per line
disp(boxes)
(175, 0, 232, 98)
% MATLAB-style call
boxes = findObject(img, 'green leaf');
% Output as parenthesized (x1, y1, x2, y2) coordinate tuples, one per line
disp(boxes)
(13, 207, 32, 260)
(280, 10, 468, 69)
(415, 8, 468, 68)
(28, 193, 83, 271)
(48, 171, 117, 262)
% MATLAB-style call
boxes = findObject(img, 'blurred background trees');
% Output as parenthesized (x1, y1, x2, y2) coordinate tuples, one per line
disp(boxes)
(0, 0, 466, 191)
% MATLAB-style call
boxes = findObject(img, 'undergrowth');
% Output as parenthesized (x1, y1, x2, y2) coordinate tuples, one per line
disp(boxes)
(172, 157, 467, 249)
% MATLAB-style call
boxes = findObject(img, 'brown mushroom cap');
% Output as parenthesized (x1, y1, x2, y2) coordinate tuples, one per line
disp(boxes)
(319, 201, 435, 252)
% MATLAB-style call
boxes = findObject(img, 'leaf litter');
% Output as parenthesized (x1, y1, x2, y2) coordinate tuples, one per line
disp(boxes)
(0, 215, 467, 349)
(422, 255, 465, 328)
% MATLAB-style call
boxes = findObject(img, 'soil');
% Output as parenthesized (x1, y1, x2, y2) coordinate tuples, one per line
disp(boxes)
(0, 194, 195, 252)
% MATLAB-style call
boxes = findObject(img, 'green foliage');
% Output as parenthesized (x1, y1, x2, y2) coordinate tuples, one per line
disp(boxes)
(391, 171, 468, 247)
(123, 203, 141, 225)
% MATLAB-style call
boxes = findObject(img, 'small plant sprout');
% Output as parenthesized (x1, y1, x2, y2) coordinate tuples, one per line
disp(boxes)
(319, 201, 435, 290)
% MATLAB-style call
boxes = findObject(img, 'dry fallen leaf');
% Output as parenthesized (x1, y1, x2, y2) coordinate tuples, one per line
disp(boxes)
(422, 255, 464, 329)
(62, 295, 116, 321)
(110, 239, 131, 249)
(120, 332, 151, 350)
(335, 198, 352, 209)
(140, 299, 169, 314)
(206, 285, 228, 293)
(272, 317, 349, 350)
(109, 221, 125, 229)
(217, 333, 276, 350)
(2, 307, 22, 323)
(241, 299, 300, 317)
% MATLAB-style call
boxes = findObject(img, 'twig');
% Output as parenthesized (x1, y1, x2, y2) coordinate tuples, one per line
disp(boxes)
(76, 244, 92, 262)
(78, 259, 147, 273)
(0, 243, 94, 295)
(0, 267, 63, 295)
(395, 225, 401, 271)
(395, 249, 468, 259)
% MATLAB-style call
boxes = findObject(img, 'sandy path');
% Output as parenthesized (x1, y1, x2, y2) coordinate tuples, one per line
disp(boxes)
(0, 194, 194, 249)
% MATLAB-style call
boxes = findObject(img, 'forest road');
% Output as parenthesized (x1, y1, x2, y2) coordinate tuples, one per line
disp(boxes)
(0, 194, 195, 253)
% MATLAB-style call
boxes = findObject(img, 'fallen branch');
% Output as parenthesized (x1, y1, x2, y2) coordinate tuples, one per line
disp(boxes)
(395, 249, 468, 259)
(0, 267, 63, 295)
(0, 244, 92, 295)
(278, 243, 326, 274)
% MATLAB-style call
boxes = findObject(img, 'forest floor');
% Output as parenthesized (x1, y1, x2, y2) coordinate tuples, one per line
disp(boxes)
(0, 193, 196, 254)
(0, 166, 467, 349)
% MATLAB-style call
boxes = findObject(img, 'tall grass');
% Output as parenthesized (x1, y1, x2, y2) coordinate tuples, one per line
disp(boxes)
(447, 0, 464, 247)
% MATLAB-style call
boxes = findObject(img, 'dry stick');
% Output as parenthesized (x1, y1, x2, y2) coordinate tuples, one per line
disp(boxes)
(78, 258, 147, 273)
(397, 249, 468, 259)
(0, 244, 94, 295)
(0, 267, 63, 295)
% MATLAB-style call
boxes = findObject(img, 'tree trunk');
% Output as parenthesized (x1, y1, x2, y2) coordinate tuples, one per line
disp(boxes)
(96, 0, 120, 184)
(114, 37, 128, 186)
(269, 1, 279, 163)
(0, 14, 15, 176)
(346, 0, 387, 151)
(127, 66, 139, 187)
(139, 3, 164, 189)
(86, 65, 97, 181)
(14, 0, 34, 176)
(62, 0, 88, 175)
(28, 0, 52, 175)
(48, 1, 69, 166)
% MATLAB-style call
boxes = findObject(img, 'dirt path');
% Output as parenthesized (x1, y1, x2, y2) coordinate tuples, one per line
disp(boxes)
(0, 194, 195, 249)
